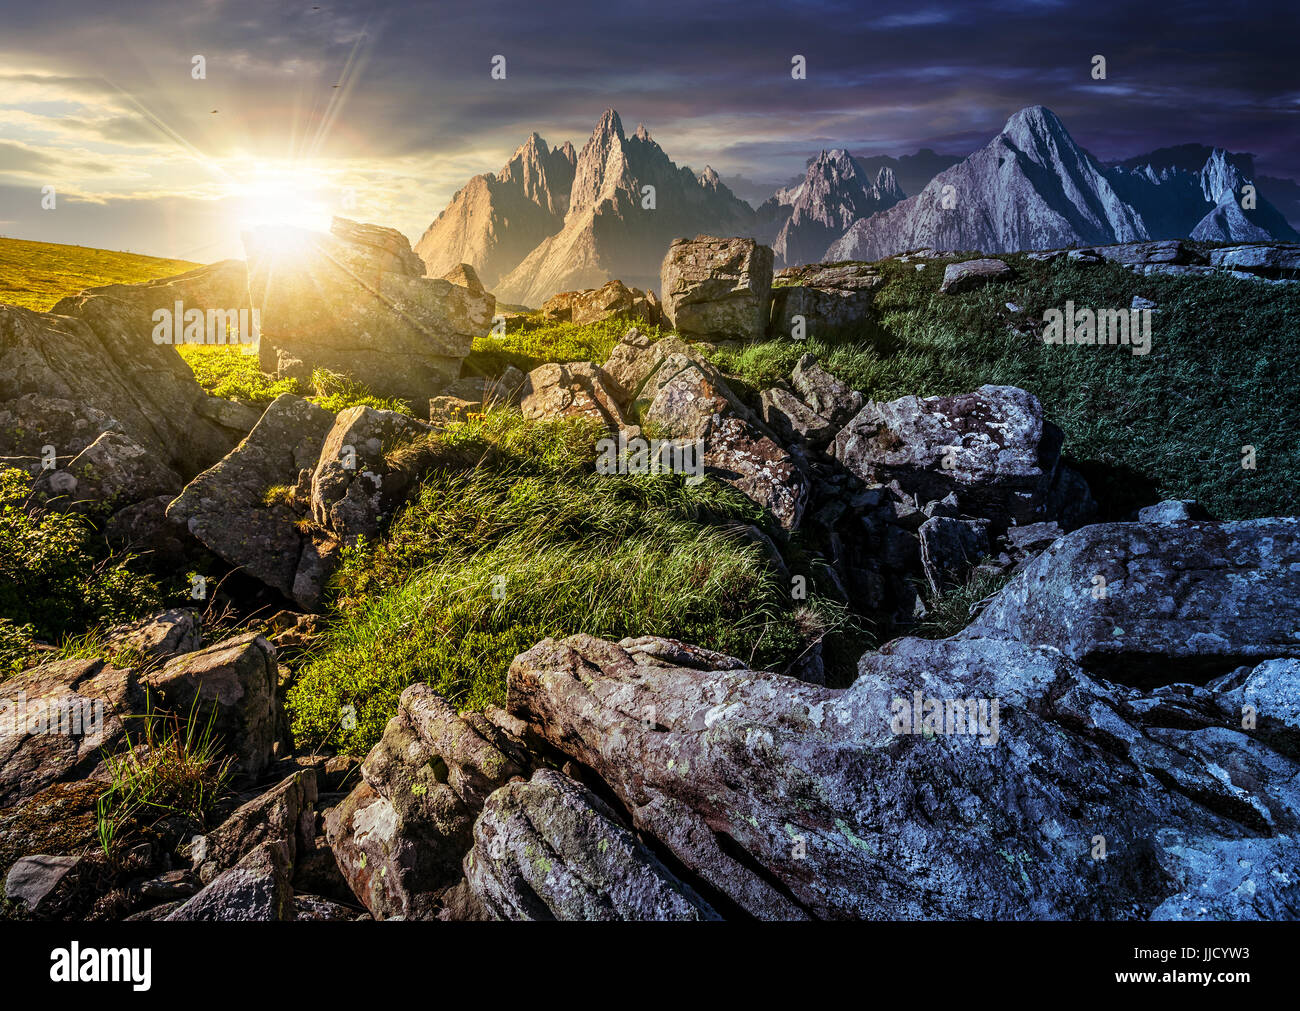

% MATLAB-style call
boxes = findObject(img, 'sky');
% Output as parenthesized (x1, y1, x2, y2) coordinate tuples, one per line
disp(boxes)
(0, 0, 1296, 261)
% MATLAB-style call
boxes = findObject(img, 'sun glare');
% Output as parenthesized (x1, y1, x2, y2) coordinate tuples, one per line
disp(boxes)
(230, 163, 337, 234)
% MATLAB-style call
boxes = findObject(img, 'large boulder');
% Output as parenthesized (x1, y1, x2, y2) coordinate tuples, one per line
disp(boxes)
(965, 517, 1300, 685)
(769, 263, 882, 338)
(0, 395, 124, 479)
(190, 769, 318, 882)
(631, 346, 809, 529)
(247, 218, 492, 404)
(324, 685, 528, 920)
(518, 362, 627, 430)
(0, 658, 138, 807)
(539, 280, 660, 326)
(832, 385, 1092, 531)
(1, 261, 253, 478)
(465, 768, 719, 921)
(309, 405, 429, 544)
(659, 236, 773, 341)
(504, 632, 1300, 920)
(143, 633, 280, 778)
(166, 394, 336, 608)
(938, 257, 1012, 294)
(33, 430, 181, 509)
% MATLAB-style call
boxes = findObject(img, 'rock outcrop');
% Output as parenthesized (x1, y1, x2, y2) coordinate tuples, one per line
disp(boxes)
(659, 235, 774, 341)
(166, 394, 336, 609)
(966, 517, 1300, 685)
(538, 280, 660, 326)
(248, 217, 492, 404)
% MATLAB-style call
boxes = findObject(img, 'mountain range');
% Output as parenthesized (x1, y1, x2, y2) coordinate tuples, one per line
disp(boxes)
(415, 106, 1299, 305)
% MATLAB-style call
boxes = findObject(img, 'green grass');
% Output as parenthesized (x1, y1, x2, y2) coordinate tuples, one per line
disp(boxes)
(706, 252, 1300, 520)
(465, 316, 668, 374)
(0, 236, 199, 311)
(287, 409, 846, 754)
(175, 345, 300, 404)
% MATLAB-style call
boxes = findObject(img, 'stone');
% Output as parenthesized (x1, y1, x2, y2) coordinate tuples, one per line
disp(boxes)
(1207, 243, 1300, 279)
(4, 854, 81, 914)
(465, 768, 719, 921)
(247, 218, 492, 404)
(505, 632, 1300, 920)
(2, 261, 252, 478)
(938, 258, 1012, 293)
(0, 782, 102, 884)
(518, 362, 626, 430)
(165, 840, 294, 921)
(832, 385, 1087, 532)
(966, 517, 1300, 685)
(1137, 499, 1207, 523)
(790, 354, 863, 427)
(324, 684, 528, 920)
(191, 769, 317, 880)
(103, 609, 201, 665)
(918, 515, 991, 595)
(293, 893, 359, 921)
(428, 396, 476, 425)
(144, 633, 280, 778)
(539, 280, 661, 326)
(760, 385, 836, 448)
(104, 495, 195, 567)
(310, 405, 429, 544)
(34, 430, 182, 508)
(0, 658, 137, 807)
(634, 353, 809, 529)
(166, 394, 337, 608)
(659, 235, 774, 340)
(0, 395, 124, 479)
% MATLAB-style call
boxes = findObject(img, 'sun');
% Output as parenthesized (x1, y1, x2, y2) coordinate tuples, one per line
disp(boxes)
(229, 162, 338, 234)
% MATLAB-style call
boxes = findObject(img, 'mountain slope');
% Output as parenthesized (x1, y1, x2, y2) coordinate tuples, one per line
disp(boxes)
(827, 107, 1147, 261)
(756, 149, 903, 267)
(492, 110, 755, 305)
(413, 133, 576, 288)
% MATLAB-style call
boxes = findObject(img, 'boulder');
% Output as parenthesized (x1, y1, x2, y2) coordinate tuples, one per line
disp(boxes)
(144, 633, 280, 777)
(309, 405, 429, 544)
(103, 609, 201, 665)
(769, 264, 881, 338)
(0, 395, 124, 479)
(505, 632, 1300, 920)
(1207, 243, 1300, 279)
(324, 685, 529, 920)
(966, 518, 1300, 685)
(518, 362, 626, 430)
(165, 840, 294, 921)
(247, 218, 492, 404)
(34, 430, 181, 509)
(105, 494, 196, 567)
(760, 385, 837, 449)
(191, 769, 318, 882)
(790, 354, 863, 427)
(659, 235, 774, 340)
(918, 515, 991, 595)
(465, 768, 719, 921)
(3, 854, 82, 915)
(938, 257, 1012, 293)
(539, 280, 661, 326)
(832, 385, 1090, 531)
(166, 394, 337, 608)
(1137, 499, 1207, 523)
(1073, 241, 1204, 267)
(633, 350, 809, 528)
(0, 658, 137, 807)
(0, 781, 102, 883)
(2, 261, 251, 478)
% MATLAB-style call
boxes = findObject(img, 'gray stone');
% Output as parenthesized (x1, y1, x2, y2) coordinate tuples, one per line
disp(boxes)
(939, 258, 1012, 294)
(165, 840, 294, 921)
(465, 768, 720, 921)
(659, 235, 773, 340)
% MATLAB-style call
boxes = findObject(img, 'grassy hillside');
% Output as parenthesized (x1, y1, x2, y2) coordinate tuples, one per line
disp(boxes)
(0, 236, 199, 311)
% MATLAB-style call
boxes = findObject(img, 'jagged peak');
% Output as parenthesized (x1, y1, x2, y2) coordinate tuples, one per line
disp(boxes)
(594, 108, 625, 142)
(634, 122, 651, 142)
(699, 165, 720, 185)
(1001, 105, 1076, 154)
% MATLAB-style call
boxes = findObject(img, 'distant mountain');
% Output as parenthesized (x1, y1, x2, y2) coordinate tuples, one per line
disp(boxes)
(827, 107, 1297, 262)
(853, 148, 963, 199)
(413, 133, 576, 289)
(417, 110, 754, 306)
(756, 149, 904, 267)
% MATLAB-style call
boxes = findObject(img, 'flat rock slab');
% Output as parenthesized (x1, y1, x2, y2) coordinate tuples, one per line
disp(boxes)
(939, 258, 1012, 293)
